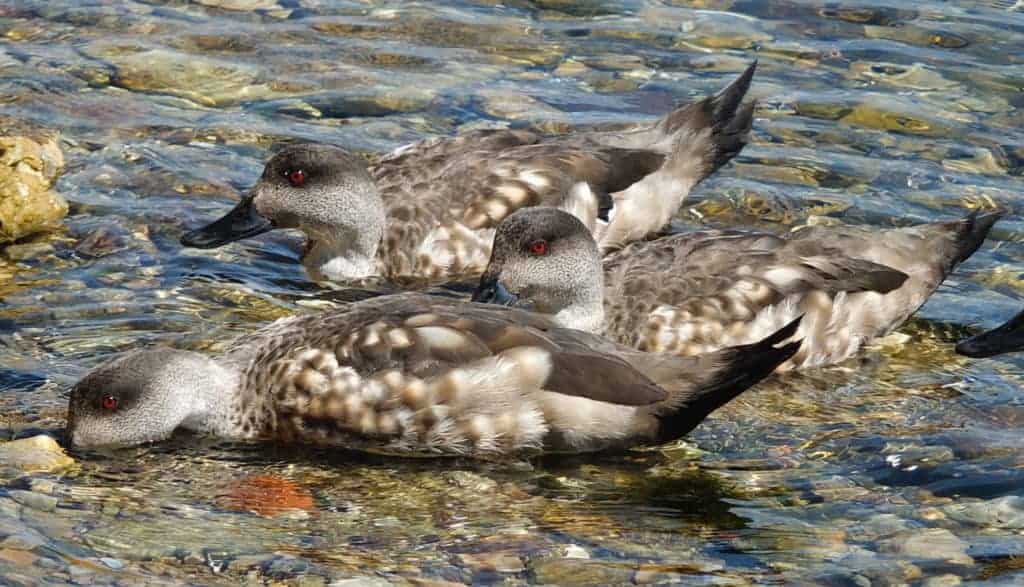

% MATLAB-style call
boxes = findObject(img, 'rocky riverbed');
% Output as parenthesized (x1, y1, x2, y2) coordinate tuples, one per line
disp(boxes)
(1, 0, 1024, 585)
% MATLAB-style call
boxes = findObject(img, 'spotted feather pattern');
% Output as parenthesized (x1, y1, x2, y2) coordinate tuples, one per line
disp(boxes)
(364, 64, 757, 278)
(221, 294, 686, 457)
(601, 214, 997, 370)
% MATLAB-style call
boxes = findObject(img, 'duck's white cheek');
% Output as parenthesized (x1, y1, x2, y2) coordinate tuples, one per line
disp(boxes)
(68, 412, 168, 448)
(68, 419, 110, 448)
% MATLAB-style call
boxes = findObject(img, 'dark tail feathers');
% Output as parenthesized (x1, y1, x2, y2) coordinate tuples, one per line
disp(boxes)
(661, 60, 757, 135)
(654, 314, 801, 443)
(952, 210, 1001, 266)
(658, 60, 757, 180)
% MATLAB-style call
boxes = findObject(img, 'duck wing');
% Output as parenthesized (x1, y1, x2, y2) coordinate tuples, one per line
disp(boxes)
(602, 230, 907, 365)
(445, 63, 757, 237)
(238, 293, 669, 409)
(233, 294, 679, 455)
(370, 129, 541, 278)
(370, 64, 757, 278)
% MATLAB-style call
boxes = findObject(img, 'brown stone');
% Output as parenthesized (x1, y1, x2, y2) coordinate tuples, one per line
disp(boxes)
(0, 117, 67, 244)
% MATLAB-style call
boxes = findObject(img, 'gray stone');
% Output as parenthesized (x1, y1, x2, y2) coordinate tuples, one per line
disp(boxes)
(8, 490, 58, 513)
(194, 0, 280, 10)
(0, 529, 47, 550)
(944, 496, 1024, 529)
(923, 574, 962, 587)
(0, 497, 22, 519)
(879, 528, 973, 565)
(3, 242, 55, 261)
(100, 557, 124, 570)
(262, 555, 328, 580)
(81, 44, 295, 107)
(296, 575, 327, 587)
(328, 578, 394, 587)
(457, 551, 524, 574)
(849, 513, 918, 541)
(228, 554, 274, 573)
(530, 557, 634, 585)
(33, 555, 65, 572)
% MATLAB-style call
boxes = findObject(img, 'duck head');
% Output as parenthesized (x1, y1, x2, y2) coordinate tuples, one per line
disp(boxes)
(956, 308, 1024, 358)
(472, 207, 605, 333)
(66, 348, 238, 448)
(181, 144, 385, 280)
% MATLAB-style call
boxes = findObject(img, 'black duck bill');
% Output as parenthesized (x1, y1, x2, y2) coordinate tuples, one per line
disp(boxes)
(180, 194, 275, 249)
(956, 308, 1024, 358)
(472, 276, 519, 307)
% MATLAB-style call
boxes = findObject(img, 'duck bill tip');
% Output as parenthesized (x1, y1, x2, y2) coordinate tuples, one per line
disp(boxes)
(471, 278, 518, 307)
(180, 197, 274, 249)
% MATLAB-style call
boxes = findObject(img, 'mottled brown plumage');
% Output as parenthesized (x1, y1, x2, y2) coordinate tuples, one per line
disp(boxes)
(476, 207, 1000, 371)
(66, 293, 800, 456)
(181, 63, 758, 281)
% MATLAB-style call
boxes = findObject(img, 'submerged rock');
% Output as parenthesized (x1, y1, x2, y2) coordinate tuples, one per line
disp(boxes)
(879, 528, 973, 565)
(3, 241, 55, 262)
(194, 0, 281, 10)
(0, 117, 68, 244)
(0, 435, 75, 474)
(529, 557, 634, 585)
(849, 61, 958, 91)
(943, 496, 1024, 529)
(478, 89, 565, 122)
(8, 490, 58, 513)
(83, 44, 300, 107)
(219, 475, 317, 517)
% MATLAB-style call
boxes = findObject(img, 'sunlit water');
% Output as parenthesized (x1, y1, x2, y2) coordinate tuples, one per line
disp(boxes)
(2, 0, 1024, 584)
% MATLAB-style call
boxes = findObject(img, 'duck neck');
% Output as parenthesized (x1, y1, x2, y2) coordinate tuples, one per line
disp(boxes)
(553, 299, 605, 334)
(305, 229, 382, 281)
(302, 188, 386, 281)
(549, 259, 606, 334)
(177, 359, 244, 438)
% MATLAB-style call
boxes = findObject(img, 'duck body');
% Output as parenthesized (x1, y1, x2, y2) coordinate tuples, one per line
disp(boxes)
(182, 63, 757, 282)
(67, 293, 800, 456)
(472, 208, 1000, 371)
(602, 212, 998, 369)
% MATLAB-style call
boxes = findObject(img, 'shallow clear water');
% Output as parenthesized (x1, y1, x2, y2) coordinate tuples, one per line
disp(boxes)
(2, 0, 1024, 584)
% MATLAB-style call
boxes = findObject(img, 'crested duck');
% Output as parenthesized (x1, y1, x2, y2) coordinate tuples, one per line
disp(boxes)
(181, 63, 757, 281)
(66, 293, 800, 455)
(472, 207, 1000, 371)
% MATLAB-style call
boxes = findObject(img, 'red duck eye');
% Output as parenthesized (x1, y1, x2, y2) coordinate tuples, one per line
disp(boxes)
(529, 240, 548, 256)
(101, 395, 118, 411)
(287, 169, 306, 187)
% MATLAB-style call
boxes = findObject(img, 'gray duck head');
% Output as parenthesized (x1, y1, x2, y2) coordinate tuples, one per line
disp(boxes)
(472, 207, 605, 332)
(180, 144, 385, 268)
(66, 348, 237, 448)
